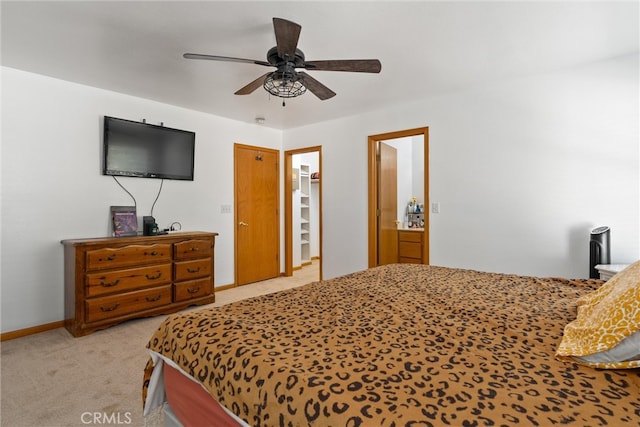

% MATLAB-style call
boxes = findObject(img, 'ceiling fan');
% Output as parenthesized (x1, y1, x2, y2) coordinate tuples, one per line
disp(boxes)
(183, 17, 382, 103)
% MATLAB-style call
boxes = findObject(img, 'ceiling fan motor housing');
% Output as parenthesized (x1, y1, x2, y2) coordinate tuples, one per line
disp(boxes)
(264, 46, 307, 98)
(267, 46, 306, 67)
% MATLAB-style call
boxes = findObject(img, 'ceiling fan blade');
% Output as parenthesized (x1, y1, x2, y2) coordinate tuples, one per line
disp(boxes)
(298, 72, 336, 100)
(273, 18, 301, 60)
(304, 59, 382, 73)
(235, 72, 271, 95)
(183, 53, 271, 67)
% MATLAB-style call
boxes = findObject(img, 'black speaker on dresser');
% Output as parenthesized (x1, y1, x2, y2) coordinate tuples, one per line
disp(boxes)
(143, 216, 157, 236)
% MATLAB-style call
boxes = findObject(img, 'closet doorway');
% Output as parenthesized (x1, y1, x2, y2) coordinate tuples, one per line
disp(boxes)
(284, 147, 322, 280)
(368, 128, 429, 267)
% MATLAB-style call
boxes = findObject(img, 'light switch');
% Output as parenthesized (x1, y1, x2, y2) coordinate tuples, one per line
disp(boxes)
(221, 204, 232, 214)
(431, 202, 440, 214)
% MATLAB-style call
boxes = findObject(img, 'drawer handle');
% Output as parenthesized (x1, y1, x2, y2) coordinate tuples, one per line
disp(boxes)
(100, 303, 120, 312)
(100, 279, 120, 288)
(187, 267, 201, 273)
(106, 255, 117, 261)
(145, 272, 163, 280)
(146, 294, 163, 302)
(190, 247, 199, 252)
(146, 251, 159, 256)
(187, 286, 201, 294)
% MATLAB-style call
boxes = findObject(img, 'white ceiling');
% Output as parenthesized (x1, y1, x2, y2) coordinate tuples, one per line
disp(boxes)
(2, 1, 638, 130)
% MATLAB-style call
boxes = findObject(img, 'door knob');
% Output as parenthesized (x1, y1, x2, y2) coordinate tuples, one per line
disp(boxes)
(239, 221, 249, 227)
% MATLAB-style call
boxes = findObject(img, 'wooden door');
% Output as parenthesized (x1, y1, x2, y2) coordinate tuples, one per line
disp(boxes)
(235, 144, 280, 285)
(378, 142, 398, 265)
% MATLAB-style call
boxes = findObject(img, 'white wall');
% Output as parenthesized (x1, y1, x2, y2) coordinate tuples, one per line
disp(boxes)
(2, 53, 638, 334)
(283, 54, 639, 280)
(1, 67, 282, 333)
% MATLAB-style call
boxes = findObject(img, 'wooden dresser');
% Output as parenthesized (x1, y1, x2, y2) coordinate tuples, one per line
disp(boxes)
(398, 229, 424, 264)
(62, 232, 217, 337)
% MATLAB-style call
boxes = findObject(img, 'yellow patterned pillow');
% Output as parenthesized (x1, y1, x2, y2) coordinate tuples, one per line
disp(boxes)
(556, 260, 640, 369)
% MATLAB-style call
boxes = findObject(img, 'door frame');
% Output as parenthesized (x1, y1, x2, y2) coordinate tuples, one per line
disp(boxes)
(368, 127, 429, 267)
(284, 146, 323, 279)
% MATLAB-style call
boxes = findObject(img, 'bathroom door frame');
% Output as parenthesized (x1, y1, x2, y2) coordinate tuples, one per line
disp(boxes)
(367, 127, 429, 267)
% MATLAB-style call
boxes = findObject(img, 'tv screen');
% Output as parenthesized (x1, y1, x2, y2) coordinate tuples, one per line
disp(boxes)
(103, 116, 195, 181)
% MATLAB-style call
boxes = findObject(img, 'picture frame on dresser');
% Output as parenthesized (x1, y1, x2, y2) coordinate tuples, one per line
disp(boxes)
(110, 205, 138, 237)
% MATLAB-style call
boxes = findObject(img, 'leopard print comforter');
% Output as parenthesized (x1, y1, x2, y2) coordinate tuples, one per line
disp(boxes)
(143, 264, 640, 426)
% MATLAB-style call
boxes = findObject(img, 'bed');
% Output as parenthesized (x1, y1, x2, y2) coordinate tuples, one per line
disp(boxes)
(143, 263, 640, 426)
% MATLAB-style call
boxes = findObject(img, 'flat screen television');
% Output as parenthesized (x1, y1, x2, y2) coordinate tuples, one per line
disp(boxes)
(103, 116, 195, 181)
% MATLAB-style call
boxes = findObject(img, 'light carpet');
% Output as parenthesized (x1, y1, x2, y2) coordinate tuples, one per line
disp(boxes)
(1, 263, 319, 427)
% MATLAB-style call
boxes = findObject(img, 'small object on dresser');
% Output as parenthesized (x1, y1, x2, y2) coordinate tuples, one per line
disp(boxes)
(143, 216, 160, 236)
(110, 206, 137, 237)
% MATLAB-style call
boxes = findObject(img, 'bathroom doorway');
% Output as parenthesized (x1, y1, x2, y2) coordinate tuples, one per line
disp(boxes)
(368, 128, 429, 267)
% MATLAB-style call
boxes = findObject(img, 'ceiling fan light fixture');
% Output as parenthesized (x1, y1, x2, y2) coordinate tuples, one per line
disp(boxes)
(263, 72, 306, 98)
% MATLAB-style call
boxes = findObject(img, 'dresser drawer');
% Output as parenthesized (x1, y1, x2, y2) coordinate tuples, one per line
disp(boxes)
(174, 278, 213, 302)
(399, 241, 422, 259)
(398, 230, 422, 243)
(85, 285, 172, 323)
(399, 256, 423, 264)
(85, 263, 172, 297)
(174, 258, 212, 281)
(174, 239, 213, 260)
(86, 244, 172, 271)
